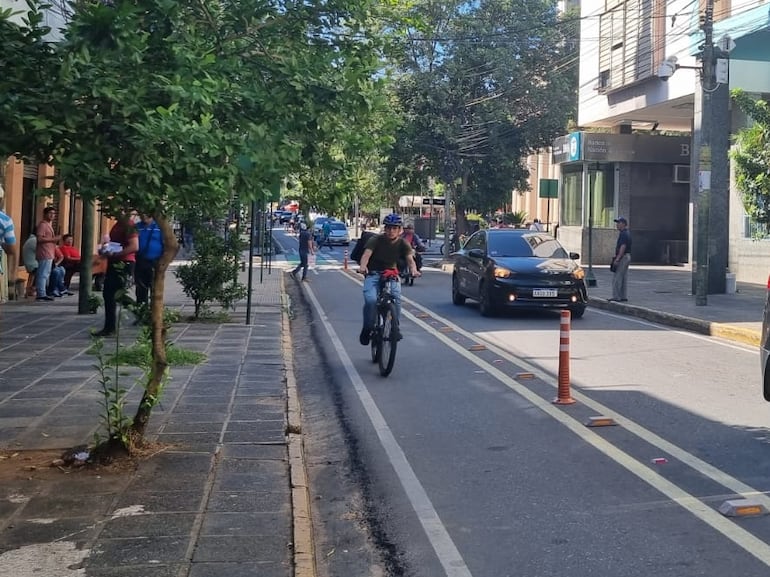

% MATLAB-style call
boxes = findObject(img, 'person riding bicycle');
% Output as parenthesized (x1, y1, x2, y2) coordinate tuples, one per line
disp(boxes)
(357, 213, 420, 346)
(400, 223, 425, 272)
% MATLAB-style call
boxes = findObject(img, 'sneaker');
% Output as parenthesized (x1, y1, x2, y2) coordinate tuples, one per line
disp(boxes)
(302, 278, 310, 283)
(359, 327, 371, 346)
(64, 291, 75, 296)
(392, 328, 403, 341)
(36, 296, 54, 302)
(52, 291, 62, 298)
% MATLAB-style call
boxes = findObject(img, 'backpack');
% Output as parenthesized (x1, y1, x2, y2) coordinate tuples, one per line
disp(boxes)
(350, 231, 375, 263)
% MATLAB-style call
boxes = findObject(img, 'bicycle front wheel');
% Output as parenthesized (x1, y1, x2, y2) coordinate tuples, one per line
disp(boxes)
(378, 303, 398, 377)
(370, 328, 381, 363)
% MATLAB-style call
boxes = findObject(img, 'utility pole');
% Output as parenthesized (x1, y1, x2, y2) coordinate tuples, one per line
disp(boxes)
(694, 0, 714, 306)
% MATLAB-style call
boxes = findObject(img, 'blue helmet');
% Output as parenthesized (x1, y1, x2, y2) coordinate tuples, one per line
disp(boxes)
(383, 213, 403, 227)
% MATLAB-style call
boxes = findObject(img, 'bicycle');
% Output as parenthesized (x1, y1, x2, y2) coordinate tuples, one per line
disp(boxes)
(367, 269, 401, 377)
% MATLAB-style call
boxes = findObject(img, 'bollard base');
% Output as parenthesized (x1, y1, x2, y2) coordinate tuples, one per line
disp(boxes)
(553, 397, 576, 405)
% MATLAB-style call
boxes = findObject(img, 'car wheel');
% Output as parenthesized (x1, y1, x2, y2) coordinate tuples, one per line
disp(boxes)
(478, 283, 496, 317)
(569, 305, 586, 319)
(452, 274, 466, 305)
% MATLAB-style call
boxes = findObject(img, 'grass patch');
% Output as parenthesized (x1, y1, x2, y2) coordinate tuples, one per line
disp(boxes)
(185, 309, 232, 323)
(92, 342, 206, 367)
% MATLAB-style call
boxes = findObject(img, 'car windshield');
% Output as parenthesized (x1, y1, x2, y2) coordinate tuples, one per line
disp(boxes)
(330, 222, 347, 231)
(488, 233, 569, 259)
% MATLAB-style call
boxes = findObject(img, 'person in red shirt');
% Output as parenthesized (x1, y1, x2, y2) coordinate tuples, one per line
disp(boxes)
(93, 215, 138, 337)
(59, 234, 81, 291)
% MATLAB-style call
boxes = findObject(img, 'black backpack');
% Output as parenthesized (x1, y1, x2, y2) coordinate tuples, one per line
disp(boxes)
(350, 231, 375, 263)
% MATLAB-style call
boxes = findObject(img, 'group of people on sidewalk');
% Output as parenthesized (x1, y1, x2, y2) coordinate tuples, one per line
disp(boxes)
(93, 213, 164, 337)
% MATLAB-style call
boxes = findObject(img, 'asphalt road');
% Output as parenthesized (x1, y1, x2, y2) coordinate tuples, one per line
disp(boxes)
(276, 229, 770, 577)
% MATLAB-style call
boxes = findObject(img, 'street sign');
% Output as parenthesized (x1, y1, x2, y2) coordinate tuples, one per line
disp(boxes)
(422, 197, 446, 206)
(539, 179, 558, 198)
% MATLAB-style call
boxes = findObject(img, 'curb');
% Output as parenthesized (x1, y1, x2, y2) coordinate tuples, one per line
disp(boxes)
(589, 297, 761, 347)
(281, 278, 317, 577)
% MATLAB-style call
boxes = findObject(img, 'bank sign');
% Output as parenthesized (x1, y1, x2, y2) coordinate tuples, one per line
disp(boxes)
(552, 132, 691, 164)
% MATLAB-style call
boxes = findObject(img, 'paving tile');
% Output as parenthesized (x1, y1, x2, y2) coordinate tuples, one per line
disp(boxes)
(207, 491, 288, 513)
(200, 511, 290, 536)
(100, 512, 197, 538)
(87, 536, 190, 567)
(192, 534, 290, 563)
(188, 562, 291, 577)
(115, 490, 205, 513)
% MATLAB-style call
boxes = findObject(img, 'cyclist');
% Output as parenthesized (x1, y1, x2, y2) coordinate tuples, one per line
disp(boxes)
(400, 223, 426, 272)
(357, 213, 420, 346)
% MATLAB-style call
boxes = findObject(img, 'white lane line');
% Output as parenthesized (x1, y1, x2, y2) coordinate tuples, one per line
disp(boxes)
(334, 270, 770, 567)
(397, 304, 770, 567)
(401, 295, 770, 510)
(302, 283, 473, 577)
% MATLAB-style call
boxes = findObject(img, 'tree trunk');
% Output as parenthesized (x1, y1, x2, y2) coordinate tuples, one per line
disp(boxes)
(131, 215, 178, 437)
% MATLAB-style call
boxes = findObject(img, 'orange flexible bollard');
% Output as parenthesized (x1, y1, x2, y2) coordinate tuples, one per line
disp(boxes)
(343, 249, 348, 270)
(553, 310, 576, 405)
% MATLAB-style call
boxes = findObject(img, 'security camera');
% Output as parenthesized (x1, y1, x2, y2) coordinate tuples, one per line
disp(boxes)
(657, 56, 678, 81)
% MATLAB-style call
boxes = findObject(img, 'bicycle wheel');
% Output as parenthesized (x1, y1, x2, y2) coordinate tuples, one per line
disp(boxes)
(378, 303, 398, 377)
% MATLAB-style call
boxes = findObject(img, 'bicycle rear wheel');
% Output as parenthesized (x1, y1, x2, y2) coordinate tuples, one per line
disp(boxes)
(378, 303, 398, 377)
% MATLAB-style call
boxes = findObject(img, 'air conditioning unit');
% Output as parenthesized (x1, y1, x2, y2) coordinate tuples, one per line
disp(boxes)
(673, 164, 690, 184)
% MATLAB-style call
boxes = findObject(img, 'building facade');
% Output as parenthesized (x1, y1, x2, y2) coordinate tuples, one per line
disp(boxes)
(551, 0, 770, 286)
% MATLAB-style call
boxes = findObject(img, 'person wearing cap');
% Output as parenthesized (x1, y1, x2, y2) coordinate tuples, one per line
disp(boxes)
(289, 222, 314, 282)
(611, 217, 631, 302)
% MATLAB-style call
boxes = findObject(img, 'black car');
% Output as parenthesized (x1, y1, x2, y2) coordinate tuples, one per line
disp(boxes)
(451, 228, 588, 318)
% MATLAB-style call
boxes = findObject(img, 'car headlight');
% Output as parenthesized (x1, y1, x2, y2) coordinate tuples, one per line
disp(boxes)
(572, 267, 585, 280)
(493, 266, 513, 278)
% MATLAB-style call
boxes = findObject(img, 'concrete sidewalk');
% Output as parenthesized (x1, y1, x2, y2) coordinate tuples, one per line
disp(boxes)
(0, 258, 313, 577)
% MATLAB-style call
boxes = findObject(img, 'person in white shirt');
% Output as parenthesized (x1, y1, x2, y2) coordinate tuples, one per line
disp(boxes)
(529, 218, 544, 232)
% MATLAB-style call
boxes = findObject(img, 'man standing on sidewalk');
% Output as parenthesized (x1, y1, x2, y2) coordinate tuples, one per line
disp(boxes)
(35, 207, 61, 302)
(611, 217, 631, 302)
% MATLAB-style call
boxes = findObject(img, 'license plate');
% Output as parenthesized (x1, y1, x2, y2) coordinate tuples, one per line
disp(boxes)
(532, 289, 558, 297)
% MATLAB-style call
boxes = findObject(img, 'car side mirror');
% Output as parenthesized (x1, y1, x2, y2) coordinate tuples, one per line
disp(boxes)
(569, 252, 580, 260)
(468, 248, 485, 259)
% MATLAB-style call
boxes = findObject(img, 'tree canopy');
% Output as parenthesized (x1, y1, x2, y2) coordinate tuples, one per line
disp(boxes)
(731, 90, 770, 230)
(385, 0, 578, 223)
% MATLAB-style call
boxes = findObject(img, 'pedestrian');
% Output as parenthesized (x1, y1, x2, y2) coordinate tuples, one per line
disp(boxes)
(94, 214, 138, 337)
(289, 223, 314, 282)
(321, 219, 333, 250)
(610, 217, 631, 302)
(135, 214, 164, 308)
(0, 205, 18, 301)
(35, 207, 61, 302)
(529, 218, 544, 232)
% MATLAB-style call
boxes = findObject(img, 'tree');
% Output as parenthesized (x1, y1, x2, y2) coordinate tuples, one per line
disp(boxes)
(386, 0, 578, 231)
(731, 90, 770, 230)
(0, 0, 393, 451)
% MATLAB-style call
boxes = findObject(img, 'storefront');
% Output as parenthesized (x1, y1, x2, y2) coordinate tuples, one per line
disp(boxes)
(552, 132, 691, 265)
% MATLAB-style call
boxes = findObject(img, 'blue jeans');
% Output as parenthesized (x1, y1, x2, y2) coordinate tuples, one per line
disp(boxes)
(49, 265, 65, 295)
(363, 273, 401, 330)
(36, 259, 53, 297)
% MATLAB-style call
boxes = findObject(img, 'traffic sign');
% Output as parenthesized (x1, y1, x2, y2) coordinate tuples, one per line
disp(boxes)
(422, 197, 446, 206)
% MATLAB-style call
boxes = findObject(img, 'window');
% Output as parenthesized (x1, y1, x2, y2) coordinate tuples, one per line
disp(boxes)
(587, 165, 615, 228)
(561, 168, 583, 226)
(597, 0, 664, 92)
